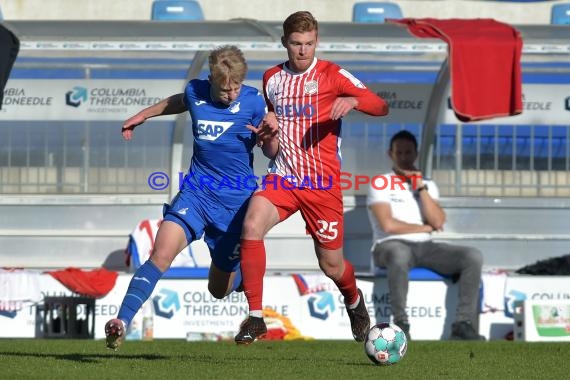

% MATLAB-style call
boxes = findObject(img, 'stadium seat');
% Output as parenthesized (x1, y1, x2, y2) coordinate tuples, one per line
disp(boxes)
(551, 3, 570, 25)
(151, 0, 204, 21)
(374, 266, 450, 281)
(352, 2, 403, 23)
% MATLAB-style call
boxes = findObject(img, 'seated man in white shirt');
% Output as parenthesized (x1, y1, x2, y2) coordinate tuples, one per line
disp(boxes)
(366, 130, 484, 341)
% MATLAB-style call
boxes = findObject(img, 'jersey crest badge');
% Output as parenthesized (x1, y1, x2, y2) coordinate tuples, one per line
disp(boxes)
(304, 80, 318, 95)
(229, 101, 240, 114)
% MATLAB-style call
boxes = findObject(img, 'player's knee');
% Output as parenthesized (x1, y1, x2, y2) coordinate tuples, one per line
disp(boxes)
(149, 251, 172, 272)
(241, 217, 255, 234)
(319, 260, 343, 279)
(241, 216, 264, 239)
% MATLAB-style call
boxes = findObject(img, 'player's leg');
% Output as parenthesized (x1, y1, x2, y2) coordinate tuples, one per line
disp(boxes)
(106, 192, 203, 350)
(119, 221, 188, 319)
(236, 179, 295, 344)
(303, 188, 370, 342)
(239, 193, 281, 314)
(208, 262, 241, 298)
(205, 228, 242, 299)
(234, 195, 279, 344)
(315, 244, 370, 342)
(204, 198, 249, 298)
(105, 220, 188, 350)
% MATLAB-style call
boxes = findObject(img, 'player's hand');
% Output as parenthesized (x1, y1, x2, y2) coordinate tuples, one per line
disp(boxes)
(247, 113, 278, 147)
(121, 114, 146, 140)
(330, 97, 358, 120)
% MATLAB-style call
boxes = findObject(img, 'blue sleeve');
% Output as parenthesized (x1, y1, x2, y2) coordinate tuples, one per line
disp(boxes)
(251, 90, 267, 127)
(183, 80, 196, 109)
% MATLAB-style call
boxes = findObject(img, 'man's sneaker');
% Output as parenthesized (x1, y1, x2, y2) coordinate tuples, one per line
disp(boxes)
(105, 319, 126, 350)
(394, 320, 411, 341)
(234, 316, 267, 345)
(450, 321, 485, 341)
(345, 288, 370, 342)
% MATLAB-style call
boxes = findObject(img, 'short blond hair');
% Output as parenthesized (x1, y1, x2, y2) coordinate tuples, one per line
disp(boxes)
(283, 11, 318, 40)
(208, 45, 247, 85)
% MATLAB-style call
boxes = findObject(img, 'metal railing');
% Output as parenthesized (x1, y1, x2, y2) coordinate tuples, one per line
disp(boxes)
(3, 120, 570, 196)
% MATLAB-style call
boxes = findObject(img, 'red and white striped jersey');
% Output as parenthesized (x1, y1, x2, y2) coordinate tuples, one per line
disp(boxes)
(263, 58, 387, 188)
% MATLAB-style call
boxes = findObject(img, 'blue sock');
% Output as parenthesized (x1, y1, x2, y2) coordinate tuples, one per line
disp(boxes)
(117, 260, 163, 326)
(231, 264, 242, 292)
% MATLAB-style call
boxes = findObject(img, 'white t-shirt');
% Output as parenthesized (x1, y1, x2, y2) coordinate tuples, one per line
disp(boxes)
(366, 171, 439, 245)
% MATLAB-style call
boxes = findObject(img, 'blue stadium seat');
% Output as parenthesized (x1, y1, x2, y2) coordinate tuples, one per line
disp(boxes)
(374, 267, 449, 281)
(151, 0, 204, 21)
(352, 2, 403, 23)
(551, 3, 570, 25)
(436, 124, 570, 161)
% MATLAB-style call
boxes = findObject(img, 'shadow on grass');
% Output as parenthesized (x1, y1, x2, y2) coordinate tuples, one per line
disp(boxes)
(0, 351, 167, 364)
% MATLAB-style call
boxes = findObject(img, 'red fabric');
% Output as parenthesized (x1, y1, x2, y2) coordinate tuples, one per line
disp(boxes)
(240, 239, 266, 312)
(390, 18, 523, 122)
(253, 174, 344, 250)
(333, 260, 359, 306)
(262, 59, 387, 193)
(46, 267, 118, 299)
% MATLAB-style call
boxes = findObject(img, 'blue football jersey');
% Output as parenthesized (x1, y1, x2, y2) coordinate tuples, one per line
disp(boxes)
(183, 79, 266, 208)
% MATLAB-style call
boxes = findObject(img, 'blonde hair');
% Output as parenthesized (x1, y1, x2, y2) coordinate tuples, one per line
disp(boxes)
(283, 11, 318, 40)
(208, 45, 247, 85)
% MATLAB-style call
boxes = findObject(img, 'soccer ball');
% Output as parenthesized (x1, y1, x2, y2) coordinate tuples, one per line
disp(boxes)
(364, 322, 408, 365)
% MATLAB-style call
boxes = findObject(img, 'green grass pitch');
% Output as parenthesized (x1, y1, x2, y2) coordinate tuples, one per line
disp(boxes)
(1, 339, 569, 380)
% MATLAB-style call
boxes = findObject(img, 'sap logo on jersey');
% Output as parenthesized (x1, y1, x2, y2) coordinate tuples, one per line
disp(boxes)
(275, 104, 315, 118)
(196, 120, 233, 141)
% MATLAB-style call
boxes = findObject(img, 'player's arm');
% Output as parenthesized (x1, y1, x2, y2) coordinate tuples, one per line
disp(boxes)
(252, 85, 279, 158)
(344, 87, 388, 117)
(260, 134, 279, 159)
(329, 67, 388, 120)
(369, 201, 434, 235)
(122, 93, 186, 140)
(259, 112, 279, 159)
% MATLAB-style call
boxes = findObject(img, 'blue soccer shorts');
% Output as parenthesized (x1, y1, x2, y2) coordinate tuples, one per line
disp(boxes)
(163, 189, 249, 273)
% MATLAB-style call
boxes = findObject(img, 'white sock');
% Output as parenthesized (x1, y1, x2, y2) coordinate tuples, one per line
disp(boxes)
(348, 294, 361, 310)
(249, 310, 263, 318)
